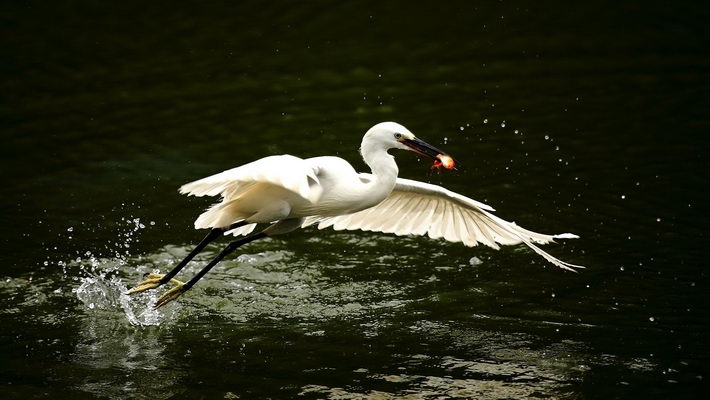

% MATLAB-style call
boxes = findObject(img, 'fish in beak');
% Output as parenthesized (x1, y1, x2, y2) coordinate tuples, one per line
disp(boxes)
(402, 137, 458, 170)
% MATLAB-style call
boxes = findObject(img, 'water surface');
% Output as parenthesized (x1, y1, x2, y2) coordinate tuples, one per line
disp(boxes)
(1, 1, 708, 398)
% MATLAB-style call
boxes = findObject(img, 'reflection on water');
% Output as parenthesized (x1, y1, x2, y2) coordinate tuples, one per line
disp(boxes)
(62, 220, 585, 398)
(301, 353, 575, 399)
(71, 315, 184, 399)
(298, 323, 587, 399)
(62, 229, 663, 399)
(0, 206, 692, 398)
(72, 240, 418, 326)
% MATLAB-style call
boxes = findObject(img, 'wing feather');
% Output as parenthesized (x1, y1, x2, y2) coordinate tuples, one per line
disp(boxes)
(179, 155, 322, 203)
(180, 155, 324, 231)
(302, 174, 582, 271)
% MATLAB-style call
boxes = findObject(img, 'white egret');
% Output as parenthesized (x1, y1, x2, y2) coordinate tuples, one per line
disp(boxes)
(129, 122, 582, 308)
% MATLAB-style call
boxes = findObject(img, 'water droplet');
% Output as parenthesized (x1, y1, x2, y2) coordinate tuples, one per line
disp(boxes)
(544, 135, 550, 140)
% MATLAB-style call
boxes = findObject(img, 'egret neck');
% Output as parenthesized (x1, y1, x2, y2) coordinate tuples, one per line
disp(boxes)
(359, 135, 400, 207)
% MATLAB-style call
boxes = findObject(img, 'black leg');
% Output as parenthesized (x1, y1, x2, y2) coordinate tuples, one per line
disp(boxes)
(157, 220, 248, 285)
(183, 231, 267, 291)
(128, 221, 251, 296)
(152, 231, 267, 308)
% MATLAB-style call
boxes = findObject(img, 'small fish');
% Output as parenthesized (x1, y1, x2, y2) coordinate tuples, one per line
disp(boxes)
(432, 154, 456, 170)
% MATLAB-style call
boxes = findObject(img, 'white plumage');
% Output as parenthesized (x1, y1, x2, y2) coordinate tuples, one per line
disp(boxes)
(180, 122, 582, 271)
(130, 121, 582, 308)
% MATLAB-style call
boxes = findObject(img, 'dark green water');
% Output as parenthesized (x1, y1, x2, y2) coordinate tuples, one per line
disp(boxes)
(1, 1, 708, 399)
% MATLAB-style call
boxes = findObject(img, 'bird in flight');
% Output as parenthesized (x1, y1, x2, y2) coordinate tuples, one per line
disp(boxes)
(129, 122, 582, 308)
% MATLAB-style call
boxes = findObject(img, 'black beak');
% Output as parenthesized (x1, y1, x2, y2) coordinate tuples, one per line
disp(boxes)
(402, 137, 459, 169)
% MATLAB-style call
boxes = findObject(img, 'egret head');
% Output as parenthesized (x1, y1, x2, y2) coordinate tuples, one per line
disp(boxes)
(362, 122, 457, 170)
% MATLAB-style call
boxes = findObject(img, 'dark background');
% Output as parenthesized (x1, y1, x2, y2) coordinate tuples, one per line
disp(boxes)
(1, 1, 708, 398)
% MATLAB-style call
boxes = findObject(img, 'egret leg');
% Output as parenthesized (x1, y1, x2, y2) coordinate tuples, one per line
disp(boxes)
(128, 221, 247, 295)
(153, 231, 268, 308)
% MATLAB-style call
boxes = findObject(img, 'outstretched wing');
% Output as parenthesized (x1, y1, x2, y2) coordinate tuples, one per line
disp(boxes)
(302, 174, 582, 271)
(179, 155, 322, 203)
(180, 155, 323, 231)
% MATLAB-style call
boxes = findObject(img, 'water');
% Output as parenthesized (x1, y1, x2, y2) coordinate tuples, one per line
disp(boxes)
(2, 1, 709, 398)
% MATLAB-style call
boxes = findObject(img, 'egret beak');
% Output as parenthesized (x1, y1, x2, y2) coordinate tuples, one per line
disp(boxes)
(402, 137, 459, 170)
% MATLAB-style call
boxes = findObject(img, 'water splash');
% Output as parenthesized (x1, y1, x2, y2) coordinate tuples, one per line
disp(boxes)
(67, 215, 172, 326)
(71, 254, 170, 326)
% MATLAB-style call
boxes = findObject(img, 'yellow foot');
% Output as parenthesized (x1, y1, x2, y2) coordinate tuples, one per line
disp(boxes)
(154, 283, 187, 309)
(127, 273, 181, 294)
(127, 273, 188, 308)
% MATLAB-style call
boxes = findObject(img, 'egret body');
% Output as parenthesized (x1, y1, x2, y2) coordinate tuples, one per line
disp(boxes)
(130, 122, 582, 308)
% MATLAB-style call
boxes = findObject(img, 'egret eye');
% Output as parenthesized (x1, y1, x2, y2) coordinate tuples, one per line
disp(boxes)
(394, 133, 403, 140)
